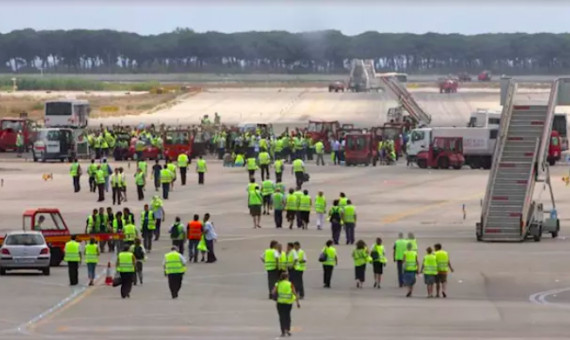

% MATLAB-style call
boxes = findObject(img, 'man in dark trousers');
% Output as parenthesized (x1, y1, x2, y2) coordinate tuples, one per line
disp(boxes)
(152, 160, 162, 192)
(64, 235, 81, 286)
(163, 246, 187, 299)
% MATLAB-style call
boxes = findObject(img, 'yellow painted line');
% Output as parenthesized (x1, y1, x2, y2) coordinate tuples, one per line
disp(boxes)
(381, 192, 483, 224)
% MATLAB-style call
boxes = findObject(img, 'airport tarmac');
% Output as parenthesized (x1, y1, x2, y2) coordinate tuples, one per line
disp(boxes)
(1, 158, 570, 339)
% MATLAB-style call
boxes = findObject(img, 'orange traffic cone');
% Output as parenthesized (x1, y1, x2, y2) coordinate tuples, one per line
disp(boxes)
(105, 262, 113, 286)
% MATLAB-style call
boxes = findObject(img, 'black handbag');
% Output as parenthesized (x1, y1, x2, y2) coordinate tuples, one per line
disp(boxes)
(112, 272, 122, 287)
(318, 252, 327, 262)
(370, 250, 379, 261)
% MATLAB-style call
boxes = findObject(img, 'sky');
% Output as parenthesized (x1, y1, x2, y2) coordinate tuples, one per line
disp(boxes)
(1, 1, 570, 35)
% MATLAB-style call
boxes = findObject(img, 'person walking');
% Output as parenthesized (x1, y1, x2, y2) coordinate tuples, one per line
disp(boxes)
(167, 160, 177, 191)
(169, 216, 186, 254)
(137, 158, 148, 180)
(111, 168, 123, 205)
(328, 200, 342, 245)
(119, 167, 128, 202)
(421, 247, 437, 298)
(261, 178, 274, 215)
(187, 214, 203, 262)
(15, 131, 24, 158)
(64, 235, 81, 286)
(84, 238, 100, 286)
(123, 219, 139, 248)
(292, 158, 305, 188)
(248, 185, 263, 228)
(135, 168, 146, 201)
(393, 233, 407, 288)
(272, 188, 285, 228)
(130, 238, 146, 285)
(292, 241, 306, 299)
(272, 272, 301, 337)
(140, 204, 155, 252)
(314, 191, 326, 230)
(95, 165, 106, 202)
(371, 237, 387, 289)
(434, 243, 454, 298)
(152, 160, 162, 192)
(315, 140, 325, 166)
(343, 200, 357, 245)
(321, 240, 337, 288)
(160, 165, 173, 199)
(246, 156, 258, 180)
(285, 188, 298, 230)
(403, 243, 418, 297)
(177, 153, 189, 186)
(101, 159, 112, 193)
(196, 155, 207, 185)
(163, 246, 187, 299)
(262, 240, 281, 299)
(70, 159, 82, 193)
(274, 158, 284, 183)
(258, 149, 271, 180)
(150, 195, 165, 241)
(203, 213, 218, 263)
(352, 240, 369, 288)
(116, 245, 136, 299)
(88, 159, 98, 193)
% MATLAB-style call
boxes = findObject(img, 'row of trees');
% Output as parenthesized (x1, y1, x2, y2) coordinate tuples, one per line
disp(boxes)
(1, 28, 569, 74)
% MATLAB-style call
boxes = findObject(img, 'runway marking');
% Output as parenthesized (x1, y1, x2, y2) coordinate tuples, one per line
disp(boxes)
(381, 192, 482, 224)
(529, 287, 570, 309)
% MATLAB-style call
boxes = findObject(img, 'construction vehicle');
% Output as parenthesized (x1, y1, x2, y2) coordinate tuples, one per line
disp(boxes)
(344, 132, 377, 166)
(379, 74, 432, 127)
(0, 209, 122, 266)
(305, 120, 340, 152)
(0, 117, 37, 152)
(328, 81, 346, 92)
(478, 71, 492, 82)
(438, 78, 459, 93)
(416, 137, 465, 169)
(476, 78, 569, 242)
(407, 127, 497, 169)
(164, 129, 193, 160)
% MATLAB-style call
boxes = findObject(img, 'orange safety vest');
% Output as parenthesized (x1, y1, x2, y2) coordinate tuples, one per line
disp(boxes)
(187, 221, 203, 240)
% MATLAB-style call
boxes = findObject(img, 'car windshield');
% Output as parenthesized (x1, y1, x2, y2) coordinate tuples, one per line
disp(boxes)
(165, 131, 189, 145)
(411, 130, 425, 142)
(5, 234, 44, 246)
(1, 120, 24, 131)
(307, 122, 323, 133)
(346, 136, 366, 150)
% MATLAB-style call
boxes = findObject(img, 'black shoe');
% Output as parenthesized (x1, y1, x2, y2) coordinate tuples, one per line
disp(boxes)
(406, 292, 411, 298)
(373, 282, 377, 288)
(442, 292, 447, 298)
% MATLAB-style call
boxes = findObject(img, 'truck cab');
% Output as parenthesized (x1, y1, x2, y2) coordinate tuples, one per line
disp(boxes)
(0, 118, 37, 152)
(416, 137, 465, 169)
(344, 133, 377, 166)
(164, 129, 193, 160)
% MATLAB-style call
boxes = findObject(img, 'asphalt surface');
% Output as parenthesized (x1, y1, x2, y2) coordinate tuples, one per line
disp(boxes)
(1, 156, 570, 339)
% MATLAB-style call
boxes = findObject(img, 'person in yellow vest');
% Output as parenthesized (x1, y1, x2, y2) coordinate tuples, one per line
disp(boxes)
(403, 243, 418, 297)
(298, 189, 312, 230)
(352, 240, 370, 288)
(64, 235, 81, 286)
(407, 232, 418, 252)
(141, 204, 155, 252)
(271, 271, 300, 337)
(15, 131, 24, 157)
(261, 178, 274, 215)
(70, 158, 82, 193)
(393, 233, 407, 288)
(274, 158, 284, 183)
(137, 158, 148, 179)
(371, 237, 387, 289)
(261, 240, 281, 299)
(272, 188, 285, 228)
(123, 220, 139, 248)
(196, 155, 207, 185)
(84, 238, 100, 286)
(88, 159, 98, 193)
(321, 240, 337, 288)
(258, 150, 271, 181)
(314, 191, 326, 230)
(434, 243, 454, 298)
(291, 158, 305, 188)
(177, 153, 189, 186)
(343, 200, 357, 245)
(160, 164, 173, 200)
(111, 168, 123, 205)
(292, 241, 306, 299)
(135, 168, 146, 201)
(421, 247, 438, 298)
(167, 160, 177, 191)
(315, 140, 325, 166)
(95, 165, 106, 202)
(248, 184, 263, 229)
(101, 158, 112, 193)
(246, 156, 258, 180)
(119, 167, 128, 202)
(285, 188, 298, 230)
(116, 245, 136, 299)
(163, 246, 187, 299)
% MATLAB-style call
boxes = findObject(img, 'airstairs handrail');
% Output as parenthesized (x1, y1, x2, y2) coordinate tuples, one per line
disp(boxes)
(521, 138, 540, 235)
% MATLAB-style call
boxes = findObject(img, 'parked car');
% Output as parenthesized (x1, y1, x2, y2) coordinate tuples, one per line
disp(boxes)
(328, 81, 346, 92)
(0, 231, 51, 275)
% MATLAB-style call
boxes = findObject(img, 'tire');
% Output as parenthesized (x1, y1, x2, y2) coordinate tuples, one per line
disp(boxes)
(552, 231, 559, 238)
(60, 158, 64, 163)
(452, 164, 462, 170)
(49, 248, 63, 267)
(42, 267, 50, 276)
(0, 267, 5, 276)
(438, 157, 449, 169)
(533, 226, 542, 242)
(548, 158, 556, 166)
(417, 159, 427, 169)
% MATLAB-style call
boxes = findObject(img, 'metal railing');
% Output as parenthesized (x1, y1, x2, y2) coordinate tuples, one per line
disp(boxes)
(521, 138, 540, 237)
(380, 76, 432, 125)
(536, 79, 559, 178)
(481, 80, 517, 232)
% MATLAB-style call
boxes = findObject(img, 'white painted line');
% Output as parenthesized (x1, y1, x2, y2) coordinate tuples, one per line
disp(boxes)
(529, 287, 570, 309)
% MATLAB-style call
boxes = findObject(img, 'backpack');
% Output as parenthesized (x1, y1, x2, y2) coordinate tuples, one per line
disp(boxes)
(330, 208, 341, 223)
(170, 224, 180, 239)
(133, 246, 145, 260)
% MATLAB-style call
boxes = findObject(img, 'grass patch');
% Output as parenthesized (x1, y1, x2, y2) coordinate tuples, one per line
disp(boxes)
(0, 76, 166, 92)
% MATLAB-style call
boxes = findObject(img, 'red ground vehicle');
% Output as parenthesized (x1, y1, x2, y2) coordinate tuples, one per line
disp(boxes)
(328, 81, 346, 92)
(548, 130, 562, 166)
(478, 71, 492, 81)
(416, 137, 465, 169)
(0, 118, 37, 151)
(457, 73, 472, 82)
(127, 138, 162, 160)
(306, 121, 340, 152)
(164, 129, 194, 160)
(344, 133, 377, 166)
(379, 123, 405, 156)
(0, 209, 121, 266)
(438, 78, 458, 93)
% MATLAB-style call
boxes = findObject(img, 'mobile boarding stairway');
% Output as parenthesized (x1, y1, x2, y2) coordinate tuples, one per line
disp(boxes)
(379, 75, 432, 126)
(477, 78, 570, 241)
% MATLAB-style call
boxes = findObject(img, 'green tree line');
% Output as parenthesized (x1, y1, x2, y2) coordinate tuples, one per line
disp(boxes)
(1, 28, 568, 74)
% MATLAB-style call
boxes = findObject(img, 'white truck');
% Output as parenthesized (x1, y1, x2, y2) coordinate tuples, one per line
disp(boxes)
(407, 127, 498, 169)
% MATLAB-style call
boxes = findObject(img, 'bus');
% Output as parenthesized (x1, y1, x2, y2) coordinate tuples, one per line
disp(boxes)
(44, 100, 90, 128)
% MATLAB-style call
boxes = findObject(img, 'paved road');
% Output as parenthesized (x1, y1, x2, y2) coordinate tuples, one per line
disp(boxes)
(1, 158, 570, 339)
